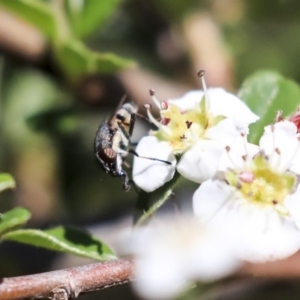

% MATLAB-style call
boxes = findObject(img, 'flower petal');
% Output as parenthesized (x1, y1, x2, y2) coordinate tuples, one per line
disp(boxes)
(134, 252, 185, 300)
(218, 136, 259, 171)
(208, 88, 259, 128)
(231, 206, 300, 262)
(193, 179, 300, 262)
(259, 121, 300, 173)
(237, 215, 300, 262)
(133, 136, 176, 192)
(285, 184, 300, 229)
(183, 227, 241, 281)
(193, 179, 236, 223)
(168, 90, 204, 111)
(177, 140, 224, 183)
(168, 88, 259, 130)
(130, 216, 240, 299)
(206, 119, 244, 146)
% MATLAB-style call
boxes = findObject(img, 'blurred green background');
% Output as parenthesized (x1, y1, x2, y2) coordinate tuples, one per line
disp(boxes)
(1, 0, 300, 299)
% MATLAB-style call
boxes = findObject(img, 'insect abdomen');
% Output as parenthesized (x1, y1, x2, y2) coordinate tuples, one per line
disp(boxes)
(94, 121, 113, 152)
(99, 148, 117, 162)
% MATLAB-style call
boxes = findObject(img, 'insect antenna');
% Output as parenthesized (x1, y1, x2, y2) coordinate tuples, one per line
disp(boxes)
(136, 112, 151, 123)
(129, 149, 172, 165)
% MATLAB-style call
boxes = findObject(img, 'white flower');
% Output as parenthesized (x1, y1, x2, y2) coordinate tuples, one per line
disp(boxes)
(130, 215, 240, 300)
(193, 121, 300, 262)
(133, 77, 258, 192)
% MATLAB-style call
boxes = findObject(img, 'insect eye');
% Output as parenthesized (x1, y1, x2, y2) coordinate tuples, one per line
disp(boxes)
(116, 114, 126, 122)
(99, 148, 116, 163)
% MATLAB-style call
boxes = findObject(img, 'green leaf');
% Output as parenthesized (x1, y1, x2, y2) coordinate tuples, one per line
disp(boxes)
(64, 0, 122, 38)
(0, 207, 31, 237)
(3, 226, 116, 261)
(0, 0, 58, 40)
(0, 173, 16, 193)
(54, 41, 92, 79)
(26, 107, 78, 135)
(55, 40, 135, 80)
(239, 70, 300, 144)
(94, 52, 136, 74)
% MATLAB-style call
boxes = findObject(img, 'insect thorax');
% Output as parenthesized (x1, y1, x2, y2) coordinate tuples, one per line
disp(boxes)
(94, 101, 138, 190)
(112, 130, 130, 157)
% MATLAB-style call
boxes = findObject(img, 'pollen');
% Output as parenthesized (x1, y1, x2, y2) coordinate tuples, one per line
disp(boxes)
(146, 90, 227, 154)
(225, 154, 296, 213)
(156, 103, 208, 152)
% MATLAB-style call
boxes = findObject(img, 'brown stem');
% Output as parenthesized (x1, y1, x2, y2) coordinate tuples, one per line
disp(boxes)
(2, 252, 300, 300)
(0, 259, 135, 300)
(0, 9, 46, 63)
(241, 251, 300, 278)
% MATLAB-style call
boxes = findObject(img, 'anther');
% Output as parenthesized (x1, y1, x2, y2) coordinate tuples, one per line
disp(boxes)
(186, 121, 192, 129)
(198, 69, 209, 112)
(272, 200, 278, 205)
(289, 111, 300, 133)
(225, 145, 231, 152)
(241, 154, 247, 161)
(258, 150, 269, 160)
(271, 124, 275, 132)
(240, 132, 245, 137)
(149, 89, 161, 109)
(180, 134, 187, 139)
(161, 118, 170, 126)
(161, 101, 168, 110)
(275, 147, 281, 155)
(197, 70, 206, 77)
(236, 182, 242, 189)
(144, 103, 152, 109)
(275, 110, 284, 122)
(149, 89, 155, 96)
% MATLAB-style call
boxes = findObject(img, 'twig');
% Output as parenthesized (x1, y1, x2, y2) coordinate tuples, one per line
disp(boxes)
(0, 9, 46, 62)
(241, 251, 300, 278)
(0, 258, 135, 300)
(182, 12, 234, 89)
(3, 251, 300, 300)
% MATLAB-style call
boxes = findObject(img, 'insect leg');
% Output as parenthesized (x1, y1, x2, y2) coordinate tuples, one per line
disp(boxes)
(123, 160, 131, 169)
(117, 122, 131, 140)
(129, 149, 172, 165)
(121, 170, 131, 191)
(112, 154, 131, 191)
(116, 162, 140, 192)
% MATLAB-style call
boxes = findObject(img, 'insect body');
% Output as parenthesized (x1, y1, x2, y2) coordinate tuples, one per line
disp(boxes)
(94, 101, 171, 191)
(95, 102, 137, 191)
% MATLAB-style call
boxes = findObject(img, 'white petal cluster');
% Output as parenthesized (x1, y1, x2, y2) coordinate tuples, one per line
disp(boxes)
(133, 86, 258, 192)
(129, 80, 300, 298)
(193, 121, 300, 262)
(130, 216, 240, 300)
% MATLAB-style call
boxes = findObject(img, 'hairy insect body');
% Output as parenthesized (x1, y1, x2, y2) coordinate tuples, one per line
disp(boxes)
(94, 103, 138, 191)
(95, 101, 171, 191)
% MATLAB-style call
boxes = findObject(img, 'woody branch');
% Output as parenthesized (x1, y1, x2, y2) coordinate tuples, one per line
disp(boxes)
(0, 259, 135, 300)
(2, 253, 300, 300)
